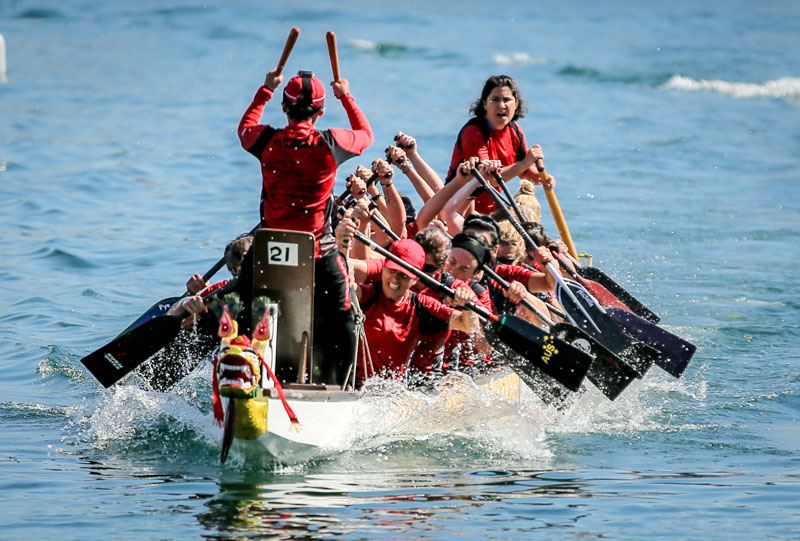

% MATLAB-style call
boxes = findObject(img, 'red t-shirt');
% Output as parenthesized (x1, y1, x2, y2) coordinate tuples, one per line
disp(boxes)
(446, 118, 527, 214)
(356, 282, 454, 381)
(238, 87, 373, 257)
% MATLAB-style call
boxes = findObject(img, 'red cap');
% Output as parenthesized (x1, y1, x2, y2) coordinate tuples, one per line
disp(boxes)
(385, 239, 425, 278)
(283, 73, 325, 106)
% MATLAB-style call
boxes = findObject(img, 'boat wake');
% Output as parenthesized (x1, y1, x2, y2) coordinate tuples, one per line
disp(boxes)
(59, 353, 706, 472)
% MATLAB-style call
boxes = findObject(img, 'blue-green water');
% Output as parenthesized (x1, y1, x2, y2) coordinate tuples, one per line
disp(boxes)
(2, 1, 799, 538)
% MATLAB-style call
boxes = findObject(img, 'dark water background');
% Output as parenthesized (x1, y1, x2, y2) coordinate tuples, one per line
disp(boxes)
(1, 1, 799, 538)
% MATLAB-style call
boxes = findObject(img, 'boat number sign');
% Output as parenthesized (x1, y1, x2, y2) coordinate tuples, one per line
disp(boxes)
(266, 242, 299, 266)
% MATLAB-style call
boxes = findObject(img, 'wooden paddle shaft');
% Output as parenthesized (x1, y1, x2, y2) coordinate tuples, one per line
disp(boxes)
(536, 159, 579, 261)
(275, 27, 300, 75)
(326, 30, 340, 81)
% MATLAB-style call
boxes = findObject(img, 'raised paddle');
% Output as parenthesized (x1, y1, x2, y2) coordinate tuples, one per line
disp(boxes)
(275, 27, 300, 76)
(326, 30, 340, 82)
(352, 230, 593, 392)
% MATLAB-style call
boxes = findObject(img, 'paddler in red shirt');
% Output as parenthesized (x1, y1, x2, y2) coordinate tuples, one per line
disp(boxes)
(348, 238, 478, 385)
(445, 74, 555, 215)
(238, 67, 373, 384)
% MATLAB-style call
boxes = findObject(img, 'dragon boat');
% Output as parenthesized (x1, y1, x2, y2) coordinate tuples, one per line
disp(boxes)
(81, 227, 694, 464)
(210, 229, 525, 464)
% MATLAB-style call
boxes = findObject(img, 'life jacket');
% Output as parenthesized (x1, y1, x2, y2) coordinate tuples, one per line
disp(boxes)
(445, 116, 526, 183)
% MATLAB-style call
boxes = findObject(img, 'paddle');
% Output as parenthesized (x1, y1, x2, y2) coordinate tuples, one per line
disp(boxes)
(365, 205, 633, 400)
(472, 167, 659, 377)
(355, 214, 618, 402)
(533, 288, 678, 378)
(81, 278, 237, 388)
(471, 167, 598, 331)
(275, 27, 300, 76)
(326, 30, 340, 82)
(535, 159, 579, 261)
(82, 223, 261, 387)
(334, 172, 380, 208)
(480, 265, 637, 400)
(604, 307, 696, 378)
(352, 230, 593, 392)
(556, 278, 658, 377)
(577, 265, 660, 323)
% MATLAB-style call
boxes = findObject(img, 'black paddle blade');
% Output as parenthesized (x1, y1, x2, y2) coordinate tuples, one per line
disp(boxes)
(514, 364, 577, 410)
(80, 314, 184, 388)
(577, 266, 660, 323)
(557, 279, 660, 378)
(483, 324, 577, 408)
(550, 322, 638, 401)
(116, 296, 182, 338)
(493, 315, 593, 392)
(605, 307, 696, 378)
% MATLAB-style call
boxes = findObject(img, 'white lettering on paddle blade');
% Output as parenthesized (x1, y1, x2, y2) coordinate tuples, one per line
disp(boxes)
(104, 353, 123, 370)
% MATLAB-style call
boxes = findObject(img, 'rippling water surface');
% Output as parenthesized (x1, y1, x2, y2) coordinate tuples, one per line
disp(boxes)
(1, 1, 799, 539)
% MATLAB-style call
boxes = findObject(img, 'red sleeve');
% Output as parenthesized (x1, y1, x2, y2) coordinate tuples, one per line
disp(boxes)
(449, 279, 479, 304)
(417, 294, 456, 321)
(364, 258, 384, 282)
(328, 94, 374, 155)
(476, 287, 494, 313)
(495, 264, 534, 284)
(459, 123, 491, 161)
(238, 86, 274, 151)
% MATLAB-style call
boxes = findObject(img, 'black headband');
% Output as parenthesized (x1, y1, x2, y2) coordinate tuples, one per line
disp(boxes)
(451, 233, 491, 267)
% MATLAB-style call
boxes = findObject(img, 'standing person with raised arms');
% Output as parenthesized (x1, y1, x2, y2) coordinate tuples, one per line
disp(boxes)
(445, 74, 555, 215)
(237, 30, 373, 384)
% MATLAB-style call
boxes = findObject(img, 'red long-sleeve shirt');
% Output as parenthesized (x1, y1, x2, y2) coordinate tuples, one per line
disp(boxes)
(239, 86, 373, 257)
